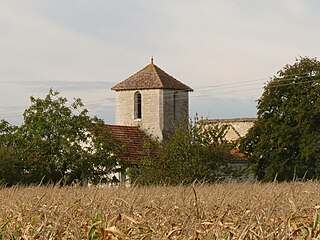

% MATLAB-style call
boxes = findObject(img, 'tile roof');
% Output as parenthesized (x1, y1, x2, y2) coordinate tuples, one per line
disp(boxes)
(230, 149, 247, 161)
(111, 62, 193, 91)
(105, 124, 148, 163)
(201, 118, 256, 123)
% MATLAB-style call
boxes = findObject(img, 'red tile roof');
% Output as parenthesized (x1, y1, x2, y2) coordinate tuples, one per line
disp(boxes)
(111, 63, 193, 91)
(105, 124, 148, 163)
(230, 148, 247, 161)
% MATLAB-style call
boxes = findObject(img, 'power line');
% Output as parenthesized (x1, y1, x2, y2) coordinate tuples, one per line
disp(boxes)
(2, 76, 320, 111)
(1, 75, 320, 118)
(194, 72, 320, 90)
(98, 76, 320, 104)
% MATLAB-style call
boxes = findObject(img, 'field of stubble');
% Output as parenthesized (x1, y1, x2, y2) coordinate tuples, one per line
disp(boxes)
(0, 182, 320, 239)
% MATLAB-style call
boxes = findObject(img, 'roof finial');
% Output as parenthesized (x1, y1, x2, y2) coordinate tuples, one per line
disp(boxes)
(151, 56, 154, 64)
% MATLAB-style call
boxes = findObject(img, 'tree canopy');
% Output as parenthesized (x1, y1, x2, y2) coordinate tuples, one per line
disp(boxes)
(0, 89, 121, 185)
(129, 120, 244, 185)
(240, 57, 320, 181)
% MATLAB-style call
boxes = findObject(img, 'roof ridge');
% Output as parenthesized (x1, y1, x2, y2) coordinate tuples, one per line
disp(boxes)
(149, 63, 164, 88)
(200, 118, 256, 123)
(105, 124, 141, 129)
(154, 64, 193, 90)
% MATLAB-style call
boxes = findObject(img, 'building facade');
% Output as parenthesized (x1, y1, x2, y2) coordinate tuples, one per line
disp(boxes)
(199, 118, 256, 142)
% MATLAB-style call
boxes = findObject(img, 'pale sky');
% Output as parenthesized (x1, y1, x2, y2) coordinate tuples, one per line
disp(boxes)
(0, 1, 319, 125)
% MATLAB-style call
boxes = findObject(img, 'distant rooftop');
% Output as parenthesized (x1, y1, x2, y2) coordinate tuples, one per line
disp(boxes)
(111, 60, 193, 91)
(201, 118, 256, 123)
(199, 118, 256, 142)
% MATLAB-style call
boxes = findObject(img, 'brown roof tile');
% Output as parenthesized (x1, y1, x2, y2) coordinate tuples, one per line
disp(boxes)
(105, 124, 148, 163)
(111, 63, 193, 91)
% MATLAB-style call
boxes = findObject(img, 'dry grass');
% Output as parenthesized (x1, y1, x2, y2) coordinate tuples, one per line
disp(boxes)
(0, 182, 320, 239)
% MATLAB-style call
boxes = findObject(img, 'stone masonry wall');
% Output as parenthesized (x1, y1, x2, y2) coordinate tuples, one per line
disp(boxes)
(162, 90, 189, 134)
(115, 89, 163, 140)
(115, 89, 189, 141)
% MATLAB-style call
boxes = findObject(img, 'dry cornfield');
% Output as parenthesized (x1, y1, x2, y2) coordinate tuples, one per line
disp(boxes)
(0, 182, 320, 239)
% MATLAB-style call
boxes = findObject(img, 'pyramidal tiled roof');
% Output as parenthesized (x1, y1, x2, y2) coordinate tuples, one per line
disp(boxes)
(111, 62, 193, 91)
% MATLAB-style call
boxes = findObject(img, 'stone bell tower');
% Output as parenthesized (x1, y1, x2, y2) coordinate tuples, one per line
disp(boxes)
(111, 59, 193, 141)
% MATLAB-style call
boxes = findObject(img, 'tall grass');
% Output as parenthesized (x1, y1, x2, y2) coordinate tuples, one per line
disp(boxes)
(0, 182, 320, 239)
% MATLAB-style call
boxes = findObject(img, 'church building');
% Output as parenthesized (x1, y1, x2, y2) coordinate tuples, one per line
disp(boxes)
(104, 59, 252, 182)
(103, 60, 192, 183)
(111, 59, 193, 141)
(105, 59, 192, 166)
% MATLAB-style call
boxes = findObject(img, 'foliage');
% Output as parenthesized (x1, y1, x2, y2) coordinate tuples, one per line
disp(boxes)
(0, 120, 22, 186)
(240, 57, 320, 181)
(129, 121, 241, 185)
(0, 89, 121, 185)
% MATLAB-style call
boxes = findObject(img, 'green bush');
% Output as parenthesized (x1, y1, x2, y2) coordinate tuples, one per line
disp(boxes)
(129, 120, 241, 185)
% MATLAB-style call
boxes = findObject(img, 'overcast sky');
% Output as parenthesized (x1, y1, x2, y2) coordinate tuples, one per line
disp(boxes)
(1, 1, 320, 125)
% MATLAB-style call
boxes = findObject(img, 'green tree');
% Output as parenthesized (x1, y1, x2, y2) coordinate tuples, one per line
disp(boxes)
(129, 121, 240, 185)
(240, 57, 320, 181)
(0, 120, 22, 185)
(0, 89, 121, 185)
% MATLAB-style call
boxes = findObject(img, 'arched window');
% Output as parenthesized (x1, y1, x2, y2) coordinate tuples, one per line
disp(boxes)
(134, 91, 142, 119)
(173, 91, 178, 120)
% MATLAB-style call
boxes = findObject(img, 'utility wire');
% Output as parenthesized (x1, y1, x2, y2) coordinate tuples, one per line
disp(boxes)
(3, 75, 320, 110)
(194, 73, 320, 90)
(2, 76, 320, 112)
(1, 76, 320, 118)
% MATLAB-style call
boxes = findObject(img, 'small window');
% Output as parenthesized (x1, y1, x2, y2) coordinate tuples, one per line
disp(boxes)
(173, 91, 178, 120)
(134, 91, 142, 119)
